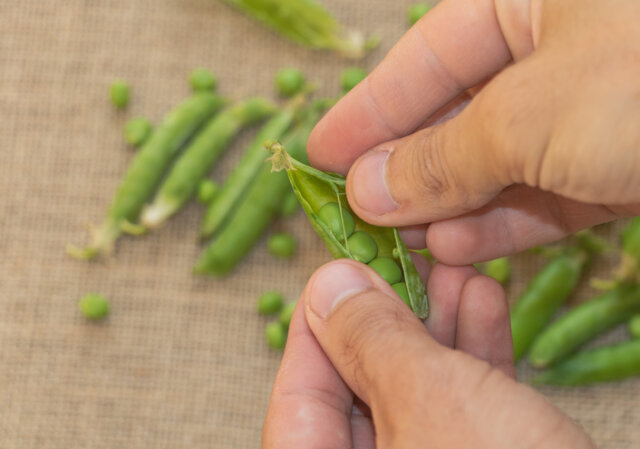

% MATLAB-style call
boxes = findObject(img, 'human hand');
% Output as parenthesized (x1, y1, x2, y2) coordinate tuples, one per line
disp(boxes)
(308, 0, 640, 265)
(262, 259, 595, 448)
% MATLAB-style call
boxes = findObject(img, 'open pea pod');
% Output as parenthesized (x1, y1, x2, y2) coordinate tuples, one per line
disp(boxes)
(268, 143, 428, 319)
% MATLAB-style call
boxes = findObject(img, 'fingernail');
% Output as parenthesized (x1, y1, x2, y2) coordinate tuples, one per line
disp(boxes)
(307, 261, 372, 318)
(350, 150, 397, 215)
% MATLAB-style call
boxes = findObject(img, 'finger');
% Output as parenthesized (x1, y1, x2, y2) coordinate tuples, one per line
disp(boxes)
(301, 259, 444, 406)
(425, 185, 636, 265)
(263, 301, 356, 449)
(399, 225, 429, 249)
(425, 263, 477, 347)
(351, 402, 375, 449)
(308, 0, 517, 174)
(456, 275, 515, 378)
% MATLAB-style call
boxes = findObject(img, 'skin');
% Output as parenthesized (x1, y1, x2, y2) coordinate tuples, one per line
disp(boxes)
(264, 0, 640, 446)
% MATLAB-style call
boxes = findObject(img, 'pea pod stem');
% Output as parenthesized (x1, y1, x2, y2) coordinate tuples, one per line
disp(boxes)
(529, 283, 640, 368)
(141, 97, 276, 229)
(68, 93, 224, 259)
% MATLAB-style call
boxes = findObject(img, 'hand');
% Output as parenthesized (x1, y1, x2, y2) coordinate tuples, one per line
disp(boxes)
(308, 0, 640, 265)
(262, 260, 595, 448)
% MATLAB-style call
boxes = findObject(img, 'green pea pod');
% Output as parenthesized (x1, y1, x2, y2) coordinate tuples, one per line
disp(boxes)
(533, 338, 640, 386)
(266, 144, 428, 319)
(529, 283, 640, 368)
(482, 257, 511, 286)
(511, 249, 587, 363)
(617, 217, 640, 282)
(141, 98, 276, 228)
(68, 92, 225, 259)
(199, 99, 302, 239)
(194, 106, 318, 276)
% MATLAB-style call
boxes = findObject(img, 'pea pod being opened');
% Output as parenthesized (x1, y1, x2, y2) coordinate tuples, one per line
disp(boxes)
(268, 143, 428, 319)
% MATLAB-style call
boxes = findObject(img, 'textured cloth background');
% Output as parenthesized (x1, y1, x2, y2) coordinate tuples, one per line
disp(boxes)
(1, 1, 638, 447)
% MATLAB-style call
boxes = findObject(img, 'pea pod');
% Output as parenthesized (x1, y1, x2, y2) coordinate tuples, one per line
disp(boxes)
(533, 339, 640, 386)
(199, 99, 301, 239)
(617, 217, 640, 282)
(194, 106, 318, 276)
(267, 143, 428, 319)
(529, 283, 640, 368)
(68, 92, 224, 259)
(511, 249, 587, 363)
(141, 98, 276, 228)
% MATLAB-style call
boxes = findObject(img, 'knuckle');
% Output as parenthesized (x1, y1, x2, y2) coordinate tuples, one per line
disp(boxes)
(405, 127, 456, 199)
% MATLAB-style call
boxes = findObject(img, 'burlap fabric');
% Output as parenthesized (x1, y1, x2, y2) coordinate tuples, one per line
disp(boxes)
(1, 1, 638, 447)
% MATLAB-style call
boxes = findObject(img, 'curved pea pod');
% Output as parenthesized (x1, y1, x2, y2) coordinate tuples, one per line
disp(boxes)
(68, 92, 225, 260)
(529, 283, 640, 368)
(533, 339, 640, 386)
(141, 97, 276, 228)
(267, 144, 428, 319)
(510, 249, 588, 363)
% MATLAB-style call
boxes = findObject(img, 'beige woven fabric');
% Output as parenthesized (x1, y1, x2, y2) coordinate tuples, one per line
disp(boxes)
(1, 1, 638, 447)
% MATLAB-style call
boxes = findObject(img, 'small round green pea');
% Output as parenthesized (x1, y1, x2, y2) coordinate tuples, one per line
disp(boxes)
(257, 291, 284, 316)
(483, 257, 511, 286)
(407, 3, 431, 25)
(341, 67, 367, 93)
(265, 321, 287, 350)
(268, 233, 297, 259)
(189, 68, 217, 92)
(123, 117, 152, 147)
(630, 315, 640, 339)
(274, 68, 306, 98)
(318, 202, 355, 242)
(109, 80, 130, 109)
(346, 231, 378, 264)
(368, 257, 403, 284)
(392, 283, 410, 306)
(79, 293, 110, 320)
(280, 191, 300, 218)
(197, 179, 219, 205)
(279, 302, 297, 328)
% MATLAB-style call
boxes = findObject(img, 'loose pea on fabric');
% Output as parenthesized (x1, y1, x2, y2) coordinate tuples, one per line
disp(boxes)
(268, 143, 428, 319)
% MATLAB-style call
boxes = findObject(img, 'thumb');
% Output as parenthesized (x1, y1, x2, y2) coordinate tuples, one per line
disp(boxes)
(344, 61, 550, 227)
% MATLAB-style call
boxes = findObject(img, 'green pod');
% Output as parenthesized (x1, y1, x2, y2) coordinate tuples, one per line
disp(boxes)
(483, 257, 511, 286)
(68, 92, 224, 259)
(510, 250, 587, 363)
(141, 98, 275, 228)
(629, 314, 640, 339)
(617, 217, 640, 282)
(529, 283, 640, 368)
(199, 100, 301, 239)
(533, 339, 640, 386)
(280, 189, 300, 217)
(194, 107, 318, 276)
(266, 144, 428, 319)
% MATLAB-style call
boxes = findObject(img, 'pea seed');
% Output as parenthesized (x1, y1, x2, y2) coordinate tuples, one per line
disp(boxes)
(257, 291, 284, 315)
(265, 321, 287, 349)
(275, 68, 306, 98)
(407, 3, 431, 25)
(123, 117, 152, 147)
(340, 67, 367, 93)
(392, 283, 410, 306)
(197, 179, 218, 205)
(268, 233, 297, 259)
(109, 80, 130, 109)
(346, 231, 378, 263)
(280, 302, 297, 328)
(369, 257, 403, 284)
(189, 68, 217, 92)
(318, 202, 354, 242)
(79, 293, 110, 320)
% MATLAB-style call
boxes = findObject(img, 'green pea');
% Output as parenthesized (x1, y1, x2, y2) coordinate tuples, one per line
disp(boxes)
(265, 321, 287, 349)
(346, 231, 377, 263)
(79, 293, 110, 320)
(318, 202, 354, 242)
(280, 302, 296, 328)
(275, 68, 306, 98)
(630, 315, 640, 339)
(197, 179, 218, 205)
(280, 190, 300, 218)
(392, 283, 410, 306)
(189, 68, 217, 92)
(257, 291, 284, 315)
(369, 257, 403, 284)
(109, 80, 130, 109)
(407, 3, 431, 25)
(268, 233, 297, 259)
(123, 117, 152, 148)
(341, 67, 367, 93)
